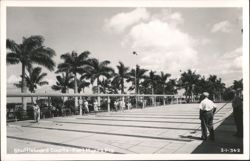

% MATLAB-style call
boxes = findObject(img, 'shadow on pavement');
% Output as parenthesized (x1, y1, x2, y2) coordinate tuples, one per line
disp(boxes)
(191, 114, 243, 154)
(179, 135, 203, 140)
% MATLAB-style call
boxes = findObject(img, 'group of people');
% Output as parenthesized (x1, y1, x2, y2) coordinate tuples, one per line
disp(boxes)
(198, 89, 243, 141)
(113, 99, 132, 112)
(79, 98, 99, 115)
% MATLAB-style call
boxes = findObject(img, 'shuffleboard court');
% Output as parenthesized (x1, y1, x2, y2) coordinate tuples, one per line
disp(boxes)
(7, 103, 239, 154)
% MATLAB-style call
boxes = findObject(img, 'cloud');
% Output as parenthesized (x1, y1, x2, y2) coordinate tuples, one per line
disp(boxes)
(105, 8, 150, 33)
(206, 47, 242, 81)
(233, 55, 242, 69)
(123, 18, 198, 78)
(106, 8, 241, 84)
(200, 38, 211, 45)
(7, 75, 21, 84)
(222, 47, 242, 59)
(211, 20, 232, 33)
(169, 12, 184, 23)
(219, 47, 242, 71)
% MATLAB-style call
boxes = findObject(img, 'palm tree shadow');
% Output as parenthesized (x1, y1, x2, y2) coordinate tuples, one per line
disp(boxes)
(29, 121, 38, 123)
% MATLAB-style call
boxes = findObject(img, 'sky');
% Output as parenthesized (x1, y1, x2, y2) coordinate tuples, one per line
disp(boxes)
(6, 7, 243, 95)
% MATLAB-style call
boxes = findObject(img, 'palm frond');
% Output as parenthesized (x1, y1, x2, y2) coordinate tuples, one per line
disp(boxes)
(14, 81, 22, 88)
(6, 52, 20, 64)
(30, 47, 56, 71)
(51, 85, 62, 91)
(6, 39, 21, 54)
(22, 35, 44, 52)
(37, 73, 47, 82)
(78, 51, 90, 60)
(38, 81, 49, 86)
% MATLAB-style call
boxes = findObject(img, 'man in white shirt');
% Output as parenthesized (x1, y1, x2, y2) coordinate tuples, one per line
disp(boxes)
(199, 92, 217, 140)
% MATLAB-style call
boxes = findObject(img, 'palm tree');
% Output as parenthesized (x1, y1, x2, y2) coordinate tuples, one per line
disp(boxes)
(110, 79, 120, 94)
(112, 62, 130, 94)
(57, 51, 90, 94)
(57, 51, 90, 109)
(145, 70, 158, 95)
(207, 75, 225, 101)
(127, 65, 148, 94)
(15, 66, 49, 103)
(7, 35, 56, 110)
(93, 78, 112, 94)
(78, 79, 90, 93)
(51, 71, 74, 93)
(158, 72, 171, 94)
(140, 79, 151, 94)
(179, 69, 200, 102)
(83, 58, 114, 105)
(166, 79, 178, 94)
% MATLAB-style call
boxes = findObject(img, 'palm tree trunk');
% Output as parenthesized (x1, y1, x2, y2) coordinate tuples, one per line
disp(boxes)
(31, 91, 34, 104)
(63, 88, 69, 102)
(152, 85, 154, 106)
(163, 84, 165, 95)
(97, 77, 100, 108)
(121, 79, 124, 94)
(21, 63, 27, 111)
(74, 74, 78, 113)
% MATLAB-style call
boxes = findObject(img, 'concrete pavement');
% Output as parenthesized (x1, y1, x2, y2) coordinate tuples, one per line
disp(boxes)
(6, 103, 242, 154)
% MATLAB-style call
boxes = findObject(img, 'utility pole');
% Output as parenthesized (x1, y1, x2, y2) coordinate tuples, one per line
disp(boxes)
(133, 51, 138, 108)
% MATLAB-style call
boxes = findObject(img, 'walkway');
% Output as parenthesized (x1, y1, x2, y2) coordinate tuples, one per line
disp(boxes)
(7, 103, 242, 154)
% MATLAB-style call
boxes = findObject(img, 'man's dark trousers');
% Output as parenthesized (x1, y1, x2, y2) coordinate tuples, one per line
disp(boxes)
(233, 108, 243, 137)
(200, 110, 215, 140)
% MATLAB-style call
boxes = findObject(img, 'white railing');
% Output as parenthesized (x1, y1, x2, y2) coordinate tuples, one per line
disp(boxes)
(7, 93, 184, 119)
(7, 93, 179, 97)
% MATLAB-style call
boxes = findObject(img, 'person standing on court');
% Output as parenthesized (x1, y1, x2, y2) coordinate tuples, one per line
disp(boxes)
(120, 99, 125, 112)
(93, 99, 98, 114)
(127, 100, 132, 110)
(232, 88, 243, 137)
(79, 97, 83, 115)
(199, 92, 217, 140)
(83, 99, 89, 114)
(33, 100, 40, 123)
(114, 99, 118, 112)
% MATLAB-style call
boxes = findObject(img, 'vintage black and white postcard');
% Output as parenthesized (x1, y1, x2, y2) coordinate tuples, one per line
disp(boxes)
(1, 0, 249, 160)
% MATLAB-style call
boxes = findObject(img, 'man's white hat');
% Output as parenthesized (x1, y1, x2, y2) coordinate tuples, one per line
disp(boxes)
(203, 92, 209, 97)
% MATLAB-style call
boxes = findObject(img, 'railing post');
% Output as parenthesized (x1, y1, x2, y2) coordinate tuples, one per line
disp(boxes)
(163, 96, 165, 106)
(135, 95, 138, 109)
(122, 96, 125, 111)
(48, 96, 51, 106)
(107, 96, 110, 112)
(142, 96, 145, 108)
(154, 96, 157, 107)
(79, 97, 82, 116)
